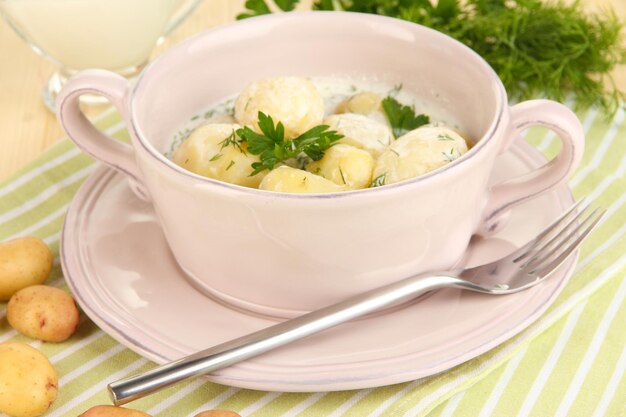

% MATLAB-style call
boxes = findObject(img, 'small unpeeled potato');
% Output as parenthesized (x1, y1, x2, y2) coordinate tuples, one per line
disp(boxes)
(307, 144, 374, 190)
(0, 342, 58, 417)
(336, 91, 382, 115)
(0, 237, 53, 301)
(194, 411, 241, 417)
(259, 166, 344, 193)
(78, 405, 152, 417)
(8, 285, 80, 342)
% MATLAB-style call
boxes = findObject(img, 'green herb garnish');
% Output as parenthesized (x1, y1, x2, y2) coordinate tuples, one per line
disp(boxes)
(219, 130, 246, 154)
(339, 166, 347, 185)
(237, 0, 298, 19)
(389, 83, 403, 97)
(240, 0, 626, 115)
(382, 96, 430, 138)
(442, 148, 458, 162)
(236, 112, 343, 175)
(437, 133, 456, 141)
(370, 173, 387, 188)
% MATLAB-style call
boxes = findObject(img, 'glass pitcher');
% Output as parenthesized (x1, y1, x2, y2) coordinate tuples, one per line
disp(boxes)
(0, 0, 201, 111)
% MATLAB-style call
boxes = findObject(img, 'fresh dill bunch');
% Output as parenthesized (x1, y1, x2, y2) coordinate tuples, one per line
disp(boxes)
(437, 0, 626, 114)
(238, 0, 625, 114)
(312, 0, 626, 115)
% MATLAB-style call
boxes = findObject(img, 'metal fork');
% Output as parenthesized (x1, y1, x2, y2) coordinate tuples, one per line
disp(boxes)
(109, 199, 604, 405)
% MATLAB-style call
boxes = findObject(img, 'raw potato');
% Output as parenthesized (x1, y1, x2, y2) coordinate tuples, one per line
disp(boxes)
(0, 342, 57, 417)
(234, 76, 325, 137)
(374, 126, 469, 185)
(307, 144, 374, 189)
(259, 166, 344, 193)
(8, 285, 80, 342)
(336, 91, 382, 115)
(194, 411, 241, 417)
(324, 113, 393, 158)
(172, 123, 265, 188)
(0, 237, 53, 301)
(78, 405, 152, 417)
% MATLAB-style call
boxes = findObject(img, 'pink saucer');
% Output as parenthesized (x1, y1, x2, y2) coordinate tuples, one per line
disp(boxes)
(61, 140, 576, 392)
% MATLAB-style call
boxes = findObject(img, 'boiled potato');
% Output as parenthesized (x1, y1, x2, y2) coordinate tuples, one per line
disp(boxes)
(259, 166, 344, 193)
(0, 342, 58, 417)
(78, 405, 151, 417)
(7, 285, 80, 342)
(194, 411, 241, 417)
(234, 76, 324, 137)
(172, 123, 265, 188)
(0, 237, 53, 301)
(307, 144, 374, 190)
(335, 91, 382, 115)
(324, 113, 393, 158)
(373, 126, 468, 185)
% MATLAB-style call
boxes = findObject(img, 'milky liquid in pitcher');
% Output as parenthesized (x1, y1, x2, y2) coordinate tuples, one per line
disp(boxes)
(1, 0, 184, 70)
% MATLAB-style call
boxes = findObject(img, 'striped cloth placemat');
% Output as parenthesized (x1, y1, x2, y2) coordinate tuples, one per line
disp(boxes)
(0, 105, 624, 417)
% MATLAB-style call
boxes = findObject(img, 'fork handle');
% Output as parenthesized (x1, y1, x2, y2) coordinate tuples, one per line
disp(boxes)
(108, 273, 467, 405)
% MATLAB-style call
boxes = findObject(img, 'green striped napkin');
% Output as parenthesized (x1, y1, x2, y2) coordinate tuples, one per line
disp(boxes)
(0, 105, 624, 417)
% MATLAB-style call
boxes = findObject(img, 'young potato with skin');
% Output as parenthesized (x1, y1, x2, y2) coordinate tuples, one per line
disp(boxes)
(324, 113, 393, 158)
(172, 123, 265, 188)
(194, 411, 241, 417)
(374, 126, 469, 185)
(78, 405, 152, 417)
(307, 144, 374, 190)
(0, 237, 53, 301)
(259, 166, 344, 193)
(335, 91, 382, 115)
(7, 285, 80, 342)
(0, 342, 58, 417)
(235, 76, 325, 138)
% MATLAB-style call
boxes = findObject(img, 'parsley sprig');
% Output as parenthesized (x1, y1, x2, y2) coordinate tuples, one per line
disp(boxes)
(382, 96, 430, 138)
(236, 112, 343, 175)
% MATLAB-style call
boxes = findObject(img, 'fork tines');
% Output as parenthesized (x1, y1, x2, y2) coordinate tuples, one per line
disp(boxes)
(513, 198, 606, 276)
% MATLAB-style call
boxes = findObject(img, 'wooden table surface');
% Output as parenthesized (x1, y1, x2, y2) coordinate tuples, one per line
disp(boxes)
(0, 0, 624, 182)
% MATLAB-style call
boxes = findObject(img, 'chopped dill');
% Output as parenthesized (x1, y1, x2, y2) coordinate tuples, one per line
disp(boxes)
(370, 173, 387, 188)
(389, 83, 403, 97)
(219, 130, 246, 154)
(338, 166, 347, 185)
(442, 148, 457, 162)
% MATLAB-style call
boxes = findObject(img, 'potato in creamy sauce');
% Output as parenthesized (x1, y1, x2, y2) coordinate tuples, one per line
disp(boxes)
(168, 76, 470, 193)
